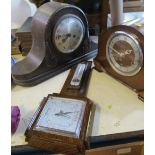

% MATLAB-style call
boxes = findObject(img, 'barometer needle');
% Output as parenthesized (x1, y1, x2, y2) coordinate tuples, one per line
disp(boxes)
(55, 110, 73, 116)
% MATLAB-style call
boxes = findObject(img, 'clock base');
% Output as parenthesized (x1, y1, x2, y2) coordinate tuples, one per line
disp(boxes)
(12, 42, 97, 86)
(26, 135, 84, 155)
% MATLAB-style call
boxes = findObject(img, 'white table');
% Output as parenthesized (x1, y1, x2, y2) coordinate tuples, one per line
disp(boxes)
(11, 56, 144, 146)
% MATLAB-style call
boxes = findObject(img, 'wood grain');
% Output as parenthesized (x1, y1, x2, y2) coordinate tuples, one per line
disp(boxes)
(94, 25, 144, 92)
(25, 93, 93, 155)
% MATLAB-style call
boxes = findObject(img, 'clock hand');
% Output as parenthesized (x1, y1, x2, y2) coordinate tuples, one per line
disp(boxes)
(109, 46, 123, 57)
(124, 50, 132, 55)
(62, 33, 71, 43)
(66, 33, 71, 37)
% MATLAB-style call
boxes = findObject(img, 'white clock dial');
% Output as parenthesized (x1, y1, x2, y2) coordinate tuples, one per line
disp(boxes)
(53, 14, 85, 54)
(35, 96, 86, 136)
(106, 31, 143, 76)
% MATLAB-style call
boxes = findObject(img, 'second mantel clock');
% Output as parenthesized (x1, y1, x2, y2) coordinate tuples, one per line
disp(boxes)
(95, 25, 144, 94)
(11, 1, 97, 86)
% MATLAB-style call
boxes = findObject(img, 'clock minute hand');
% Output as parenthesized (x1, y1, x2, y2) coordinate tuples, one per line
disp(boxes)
(109, 46, 123, 57)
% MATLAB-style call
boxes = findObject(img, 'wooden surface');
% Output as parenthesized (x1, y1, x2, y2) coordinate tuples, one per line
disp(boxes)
(100, 0, 109, 31)
(86, 141, 144, 155)
(123, 1, 144, 12)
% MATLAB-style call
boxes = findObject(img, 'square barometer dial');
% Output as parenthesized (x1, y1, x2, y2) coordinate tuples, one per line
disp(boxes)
(35, 96, 86, 137)
(25, 93, 92, 154)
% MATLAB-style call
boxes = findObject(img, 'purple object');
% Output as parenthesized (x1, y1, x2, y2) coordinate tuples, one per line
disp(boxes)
(11, 106, 20, 134)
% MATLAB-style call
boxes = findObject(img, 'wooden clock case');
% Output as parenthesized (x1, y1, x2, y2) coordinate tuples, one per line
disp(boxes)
(11, 2, 97, 86)
(25, 61, 94, 155)
(25, 93, 93, 155)
(94, 25, 144, 94)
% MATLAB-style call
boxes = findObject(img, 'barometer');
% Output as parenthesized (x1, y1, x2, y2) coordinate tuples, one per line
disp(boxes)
(25, 61, 94, 155)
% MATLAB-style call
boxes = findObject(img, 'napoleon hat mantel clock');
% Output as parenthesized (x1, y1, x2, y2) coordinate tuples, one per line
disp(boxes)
(11, 1, 97, 86)
(25, 61, 94, 155)
(94, 25, 144, 97)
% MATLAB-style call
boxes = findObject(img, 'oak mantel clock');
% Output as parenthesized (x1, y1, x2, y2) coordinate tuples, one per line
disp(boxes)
(94, 25, 144, 97)
(11, 1, 97, 86)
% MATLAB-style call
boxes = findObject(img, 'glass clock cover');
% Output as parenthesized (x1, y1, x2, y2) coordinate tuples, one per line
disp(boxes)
(35, 96, 86, 137)
(53, 14, 85, 54)
(106, 31, 143, 76)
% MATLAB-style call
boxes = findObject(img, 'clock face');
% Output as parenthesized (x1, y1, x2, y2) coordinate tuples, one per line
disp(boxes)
(106, 31, 143, 76)
(35, 96, 86, 137)
(53, 14, 85, 54)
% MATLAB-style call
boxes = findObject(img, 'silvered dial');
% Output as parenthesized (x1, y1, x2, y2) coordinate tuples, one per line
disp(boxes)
(53, 14, 85, 54)
(35, 96, 85, 136)
(106, 31, 143, 76)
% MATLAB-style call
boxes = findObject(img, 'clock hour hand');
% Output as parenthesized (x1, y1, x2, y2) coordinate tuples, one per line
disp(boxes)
(109, 46, 123, 57)
(62, 33, 71, 43)
(124, 50, 132, 55)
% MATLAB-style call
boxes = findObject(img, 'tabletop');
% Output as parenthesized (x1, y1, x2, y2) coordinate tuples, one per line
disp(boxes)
(11, 56, 144, 146)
